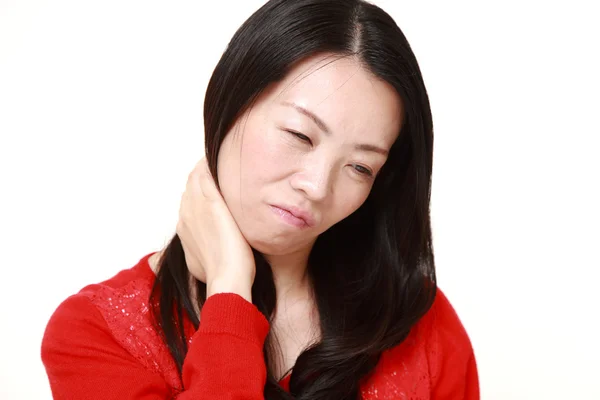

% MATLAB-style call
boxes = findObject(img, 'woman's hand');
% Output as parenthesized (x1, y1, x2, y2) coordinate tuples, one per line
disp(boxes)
(176, 157, 256, 302)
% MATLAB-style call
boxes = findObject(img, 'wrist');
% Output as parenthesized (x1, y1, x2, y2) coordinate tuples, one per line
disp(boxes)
(206, 275, 253, 303)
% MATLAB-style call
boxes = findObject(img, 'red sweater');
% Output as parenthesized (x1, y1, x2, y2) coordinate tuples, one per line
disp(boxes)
(41, 252, 479, 399)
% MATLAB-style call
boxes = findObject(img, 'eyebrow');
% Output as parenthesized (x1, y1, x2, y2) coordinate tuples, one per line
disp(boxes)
(355, 143, 388, 156)
(282, 101, 389, 156)
(282, 101, 331, 134)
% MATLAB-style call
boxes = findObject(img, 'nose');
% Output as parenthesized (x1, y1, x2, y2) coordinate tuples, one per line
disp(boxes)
(290, 159, 334, 202)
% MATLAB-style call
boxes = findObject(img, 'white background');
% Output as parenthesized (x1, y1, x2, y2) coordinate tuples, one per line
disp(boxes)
(1, 1, 599, 399)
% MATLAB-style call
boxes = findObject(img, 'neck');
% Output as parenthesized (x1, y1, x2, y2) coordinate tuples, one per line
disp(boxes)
(264, 248, 313, 304)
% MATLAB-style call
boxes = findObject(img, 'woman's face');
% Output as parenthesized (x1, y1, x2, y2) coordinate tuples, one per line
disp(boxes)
(217, 53, 403, 257)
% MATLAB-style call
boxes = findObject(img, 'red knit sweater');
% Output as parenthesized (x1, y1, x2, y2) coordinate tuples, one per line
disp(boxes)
(41, 252, 479, 399)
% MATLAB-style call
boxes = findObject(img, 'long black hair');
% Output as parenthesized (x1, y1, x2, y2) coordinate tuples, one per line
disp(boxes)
(151, 1, 436, 398)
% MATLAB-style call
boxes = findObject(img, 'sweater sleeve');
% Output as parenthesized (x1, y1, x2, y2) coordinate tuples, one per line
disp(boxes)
(41, 292, 270, 400)
(182, 293, 270, 399)
(426, 289, 480, 399)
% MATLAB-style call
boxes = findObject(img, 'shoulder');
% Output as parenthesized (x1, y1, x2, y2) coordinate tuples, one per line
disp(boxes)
(42, 251, 157, 344)
(415, 287, 480, 398)
(360, 288, 479, 399)
(42, 252, 183, 386)
(41, 252, 183, 394)
(41, 252, 159, 362)
(79, 252, 157, 296)
(44, 252, 156, 325)
(41, 291, 108, 361)
(387, 286, 476, 370)
(419, 288, 473, 348)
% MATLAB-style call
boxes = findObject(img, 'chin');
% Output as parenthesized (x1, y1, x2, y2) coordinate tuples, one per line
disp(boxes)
(248, 238, 296, 256)
(245, 233, 314, 258)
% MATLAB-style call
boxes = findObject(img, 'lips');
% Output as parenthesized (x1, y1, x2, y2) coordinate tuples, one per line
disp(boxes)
(270, 204, 317, 228)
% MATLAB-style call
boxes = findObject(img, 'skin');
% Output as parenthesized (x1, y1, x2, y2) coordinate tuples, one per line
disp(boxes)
(149, 52, 403, 377)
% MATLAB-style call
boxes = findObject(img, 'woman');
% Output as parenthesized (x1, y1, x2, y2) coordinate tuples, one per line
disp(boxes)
(42, 0, 479, 398)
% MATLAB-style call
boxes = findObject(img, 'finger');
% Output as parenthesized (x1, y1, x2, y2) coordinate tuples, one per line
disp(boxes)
(194, 159, 221, 200)
(183, 160, 207, 201)
(195, 156, 208, 170)
(187, 157, 206, 186)
(191, 156, 209, 177)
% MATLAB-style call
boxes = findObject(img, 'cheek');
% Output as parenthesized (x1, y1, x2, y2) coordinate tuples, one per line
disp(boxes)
(239, 125, 295, 179)
(326, 187, 370, 226)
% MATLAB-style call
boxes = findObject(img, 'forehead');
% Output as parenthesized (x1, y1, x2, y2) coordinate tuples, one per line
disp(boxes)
(267, 54, 404, 146)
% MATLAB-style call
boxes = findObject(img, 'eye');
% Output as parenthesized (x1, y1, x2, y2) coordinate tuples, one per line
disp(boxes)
(285, 129, 312, 145)
(352, 164, 374, 177)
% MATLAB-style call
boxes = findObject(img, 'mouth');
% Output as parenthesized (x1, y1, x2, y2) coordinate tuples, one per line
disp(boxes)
(269, 204, 317, 228)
